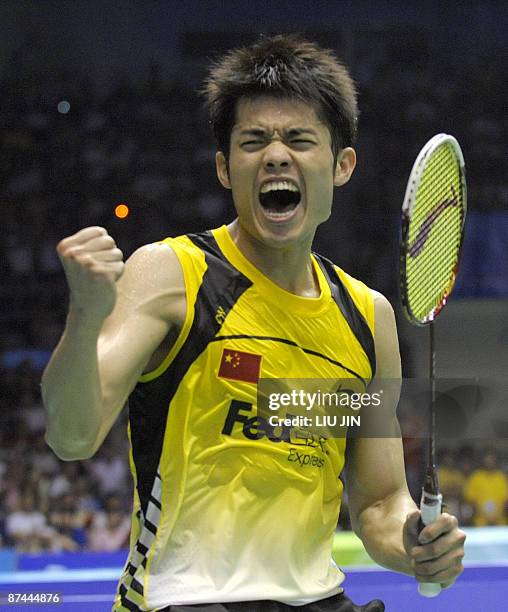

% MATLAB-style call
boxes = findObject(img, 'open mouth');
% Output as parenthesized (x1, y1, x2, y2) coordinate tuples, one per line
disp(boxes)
(259, 181, 302, 219)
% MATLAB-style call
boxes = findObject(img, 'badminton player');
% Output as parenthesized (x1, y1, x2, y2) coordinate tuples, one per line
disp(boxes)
(42, 35, 465, 612)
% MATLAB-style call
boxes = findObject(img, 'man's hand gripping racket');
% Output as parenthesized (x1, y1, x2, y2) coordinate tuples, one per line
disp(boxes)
(399, 134, 467, 597)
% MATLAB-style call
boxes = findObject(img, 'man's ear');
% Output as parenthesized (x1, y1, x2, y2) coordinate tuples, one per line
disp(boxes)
(216, 151, 231, 189)
(333, 147, 357, 187)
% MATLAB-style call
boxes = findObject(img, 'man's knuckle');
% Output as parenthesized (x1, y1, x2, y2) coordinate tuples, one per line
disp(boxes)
(56, 240, 68, 254)
(66, 248, 84, 262)
(417, 564, 432, 577)
(454, 550, 465, 563)
(88, 261, 106, 274)
(442, 513, 457, 529)
(426, 543, 437, 557)
(80, 253, 95, 266)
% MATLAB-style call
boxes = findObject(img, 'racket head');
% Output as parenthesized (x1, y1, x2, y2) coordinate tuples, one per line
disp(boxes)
(400, 134, 467, 326)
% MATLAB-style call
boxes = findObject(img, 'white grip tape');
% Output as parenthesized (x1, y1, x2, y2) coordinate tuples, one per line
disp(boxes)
(421, 493, 443, 525)
(419, 582, 442, 597)
(419, 493, 443, 597)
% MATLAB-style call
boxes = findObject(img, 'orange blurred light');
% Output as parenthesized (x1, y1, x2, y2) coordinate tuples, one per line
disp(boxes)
(115, 203, 129, 219)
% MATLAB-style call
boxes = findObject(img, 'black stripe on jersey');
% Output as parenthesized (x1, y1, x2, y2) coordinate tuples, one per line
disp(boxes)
(149, 495, 162, 510)
(144, 518, 157, 535)
(119, 585, 139, 612)
(131, 578, 144, 595)
(212, 335, 366, 383)
(136, 542, 148, 556)
(129, 230, 252, 515)
(120, 597, 139, 612)
(313, 254, 376, 378)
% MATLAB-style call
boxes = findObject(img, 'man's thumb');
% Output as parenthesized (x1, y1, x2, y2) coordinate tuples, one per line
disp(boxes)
(404, 509, 422, 541)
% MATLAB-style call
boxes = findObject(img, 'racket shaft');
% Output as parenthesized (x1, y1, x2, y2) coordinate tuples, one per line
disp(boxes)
(418, 492, 443, 597)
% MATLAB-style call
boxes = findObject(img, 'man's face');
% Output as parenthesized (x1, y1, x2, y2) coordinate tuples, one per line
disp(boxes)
(216, 96, 355, 248)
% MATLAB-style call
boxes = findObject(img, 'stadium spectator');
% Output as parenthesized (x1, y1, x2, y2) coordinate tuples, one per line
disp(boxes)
(47, 493, 87, 551)
(463, 449, 508, 526)
(47, 461, 79, 500)
(87, 497, 131, 552)
(4, 491, 53, 552)
(85, 445, 128, 498)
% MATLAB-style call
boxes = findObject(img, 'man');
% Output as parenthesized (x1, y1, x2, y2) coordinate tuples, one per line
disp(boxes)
(42, 35, 465, 612)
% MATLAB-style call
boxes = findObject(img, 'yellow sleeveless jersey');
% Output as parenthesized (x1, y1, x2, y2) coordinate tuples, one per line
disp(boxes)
(115, 225, 376, 611)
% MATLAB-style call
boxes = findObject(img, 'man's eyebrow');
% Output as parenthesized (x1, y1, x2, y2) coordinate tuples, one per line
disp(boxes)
(237, 128, 267, 137)
(286, 128, 319, 137)
(236, 127, 319, 137)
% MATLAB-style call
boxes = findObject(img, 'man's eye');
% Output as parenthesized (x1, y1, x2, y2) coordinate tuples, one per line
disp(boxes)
(242, 140, 262, 146)
(292, 139, 313, 144)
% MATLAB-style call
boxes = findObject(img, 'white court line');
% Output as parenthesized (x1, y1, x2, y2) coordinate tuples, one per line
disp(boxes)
(0, 568, 121, 583)
(61, 594, 114, 603)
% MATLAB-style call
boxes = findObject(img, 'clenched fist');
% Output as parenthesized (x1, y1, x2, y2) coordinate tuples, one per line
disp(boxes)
(57, 226, 124, 321)
(403, 510, 465, 589)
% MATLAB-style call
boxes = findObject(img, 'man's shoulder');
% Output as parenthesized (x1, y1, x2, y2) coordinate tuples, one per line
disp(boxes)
(115, 242, 187, 326)
(331, 259, 393, 319)
(121, 234, 209, 318)
(124, 241, 182, 285)
(313, 251, 375, 297)
(316, 254, 378, 318)
(147, 231, 214, 264)
(126, 229, 211, 277)
(335, 264, 374, 296)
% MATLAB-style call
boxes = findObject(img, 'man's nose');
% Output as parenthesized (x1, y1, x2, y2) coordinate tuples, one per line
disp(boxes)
(263, 142, 292, 170)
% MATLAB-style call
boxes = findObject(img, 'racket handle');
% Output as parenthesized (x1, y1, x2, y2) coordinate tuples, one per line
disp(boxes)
(418, 491, 443, 598)
(418, 582, 441, 597)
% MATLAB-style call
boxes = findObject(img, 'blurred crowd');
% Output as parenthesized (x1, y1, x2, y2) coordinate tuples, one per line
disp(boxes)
(1, 27, 507, 552)
(0, 360, 132, 553)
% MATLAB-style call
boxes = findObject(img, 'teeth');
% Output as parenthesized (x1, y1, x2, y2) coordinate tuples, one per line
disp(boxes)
(260, 181, 299, 194)
(264, 209, 295, 218)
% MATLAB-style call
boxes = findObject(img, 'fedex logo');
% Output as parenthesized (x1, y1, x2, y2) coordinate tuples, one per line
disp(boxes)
(221, 400, 327, 452)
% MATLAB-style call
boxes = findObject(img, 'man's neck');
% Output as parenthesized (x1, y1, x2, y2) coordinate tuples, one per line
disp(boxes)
(226, 220, 320, 298)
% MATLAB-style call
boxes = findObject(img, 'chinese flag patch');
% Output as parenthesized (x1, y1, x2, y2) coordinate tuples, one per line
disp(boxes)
(218, 348, 261, 383)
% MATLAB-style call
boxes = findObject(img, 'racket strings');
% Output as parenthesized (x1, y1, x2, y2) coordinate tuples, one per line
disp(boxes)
(406, 212, 461, 305)
(405, 143, 464, 322)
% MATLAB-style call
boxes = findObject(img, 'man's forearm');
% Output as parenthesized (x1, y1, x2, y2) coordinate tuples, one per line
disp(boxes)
(42, 308, 106, 460)
(356, 491, 418, 575)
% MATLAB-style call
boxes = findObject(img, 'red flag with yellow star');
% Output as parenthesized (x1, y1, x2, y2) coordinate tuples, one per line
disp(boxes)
(218, 348, 261, 383)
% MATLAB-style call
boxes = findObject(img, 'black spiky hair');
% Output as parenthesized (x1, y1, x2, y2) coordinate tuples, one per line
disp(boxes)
(202, 34, 359, 163)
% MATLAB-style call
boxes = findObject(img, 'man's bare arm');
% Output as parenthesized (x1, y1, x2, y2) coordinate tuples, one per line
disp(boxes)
(345, 290, 416, 574)
(41, 227, 185, 460)
(345, 291, 465, 584)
